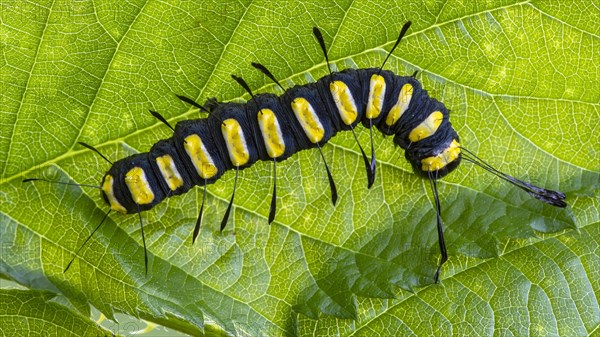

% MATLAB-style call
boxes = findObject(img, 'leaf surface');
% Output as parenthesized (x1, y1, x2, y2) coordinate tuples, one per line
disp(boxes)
(0, 289, 113, 336)
(1, 0, 598, 336)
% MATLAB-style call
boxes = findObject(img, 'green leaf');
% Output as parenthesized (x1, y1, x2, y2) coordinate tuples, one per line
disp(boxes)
(0, 288, 113, 336)
(1, 0, 598, 336)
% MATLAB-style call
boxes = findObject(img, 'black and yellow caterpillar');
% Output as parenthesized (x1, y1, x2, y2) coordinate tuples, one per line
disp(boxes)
(102, 69, 460, 212)
(26, 22, 566, 282)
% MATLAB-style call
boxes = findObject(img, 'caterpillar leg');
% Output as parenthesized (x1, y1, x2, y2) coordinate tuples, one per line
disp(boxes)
(192, 181, 207, 243)
(368, 119, 376, 188)
(220, 166, 239, 231)
(428, 170, 447, 283)
(316, 143, 337, 206)
(268, 158, 277, 224)
(350, 125, 375, 188)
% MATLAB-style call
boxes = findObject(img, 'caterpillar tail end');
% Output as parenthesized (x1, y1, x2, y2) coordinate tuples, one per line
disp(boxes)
(517, 179, 567, 208)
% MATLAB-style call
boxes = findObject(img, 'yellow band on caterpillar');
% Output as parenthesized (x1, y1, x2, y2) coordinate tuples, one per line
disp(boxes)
(184, 134, 218, 179)
(125, 167, 155, 204)
(366, 74, 386, 119)
(421, 139, 461, 171)
(329, 81, 358, 125)
(156, 155, 184, 191)
(222, 118, 250, 166)
(385, 83, 413, 126)
(291, 97, 324, 143)
(101, 174, 127, 213)
(257, 108, 285, 158)
(409, 110, 443, 142)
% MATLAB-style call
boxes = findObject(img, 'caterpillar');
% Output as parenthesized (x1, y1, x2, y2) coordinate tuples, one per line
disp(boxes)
(25, 21, 567, 283)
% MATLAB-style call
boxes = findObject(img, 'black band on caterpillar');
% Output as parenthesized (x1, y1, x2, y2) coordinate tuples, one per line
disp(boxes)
(26, 21, 567, 283)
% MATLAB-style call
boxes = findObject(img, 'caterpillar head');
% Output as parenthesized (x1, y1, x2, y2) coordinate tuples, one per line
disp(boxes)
(405, 134, 462, 180)
(404, 130, 567, 208)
